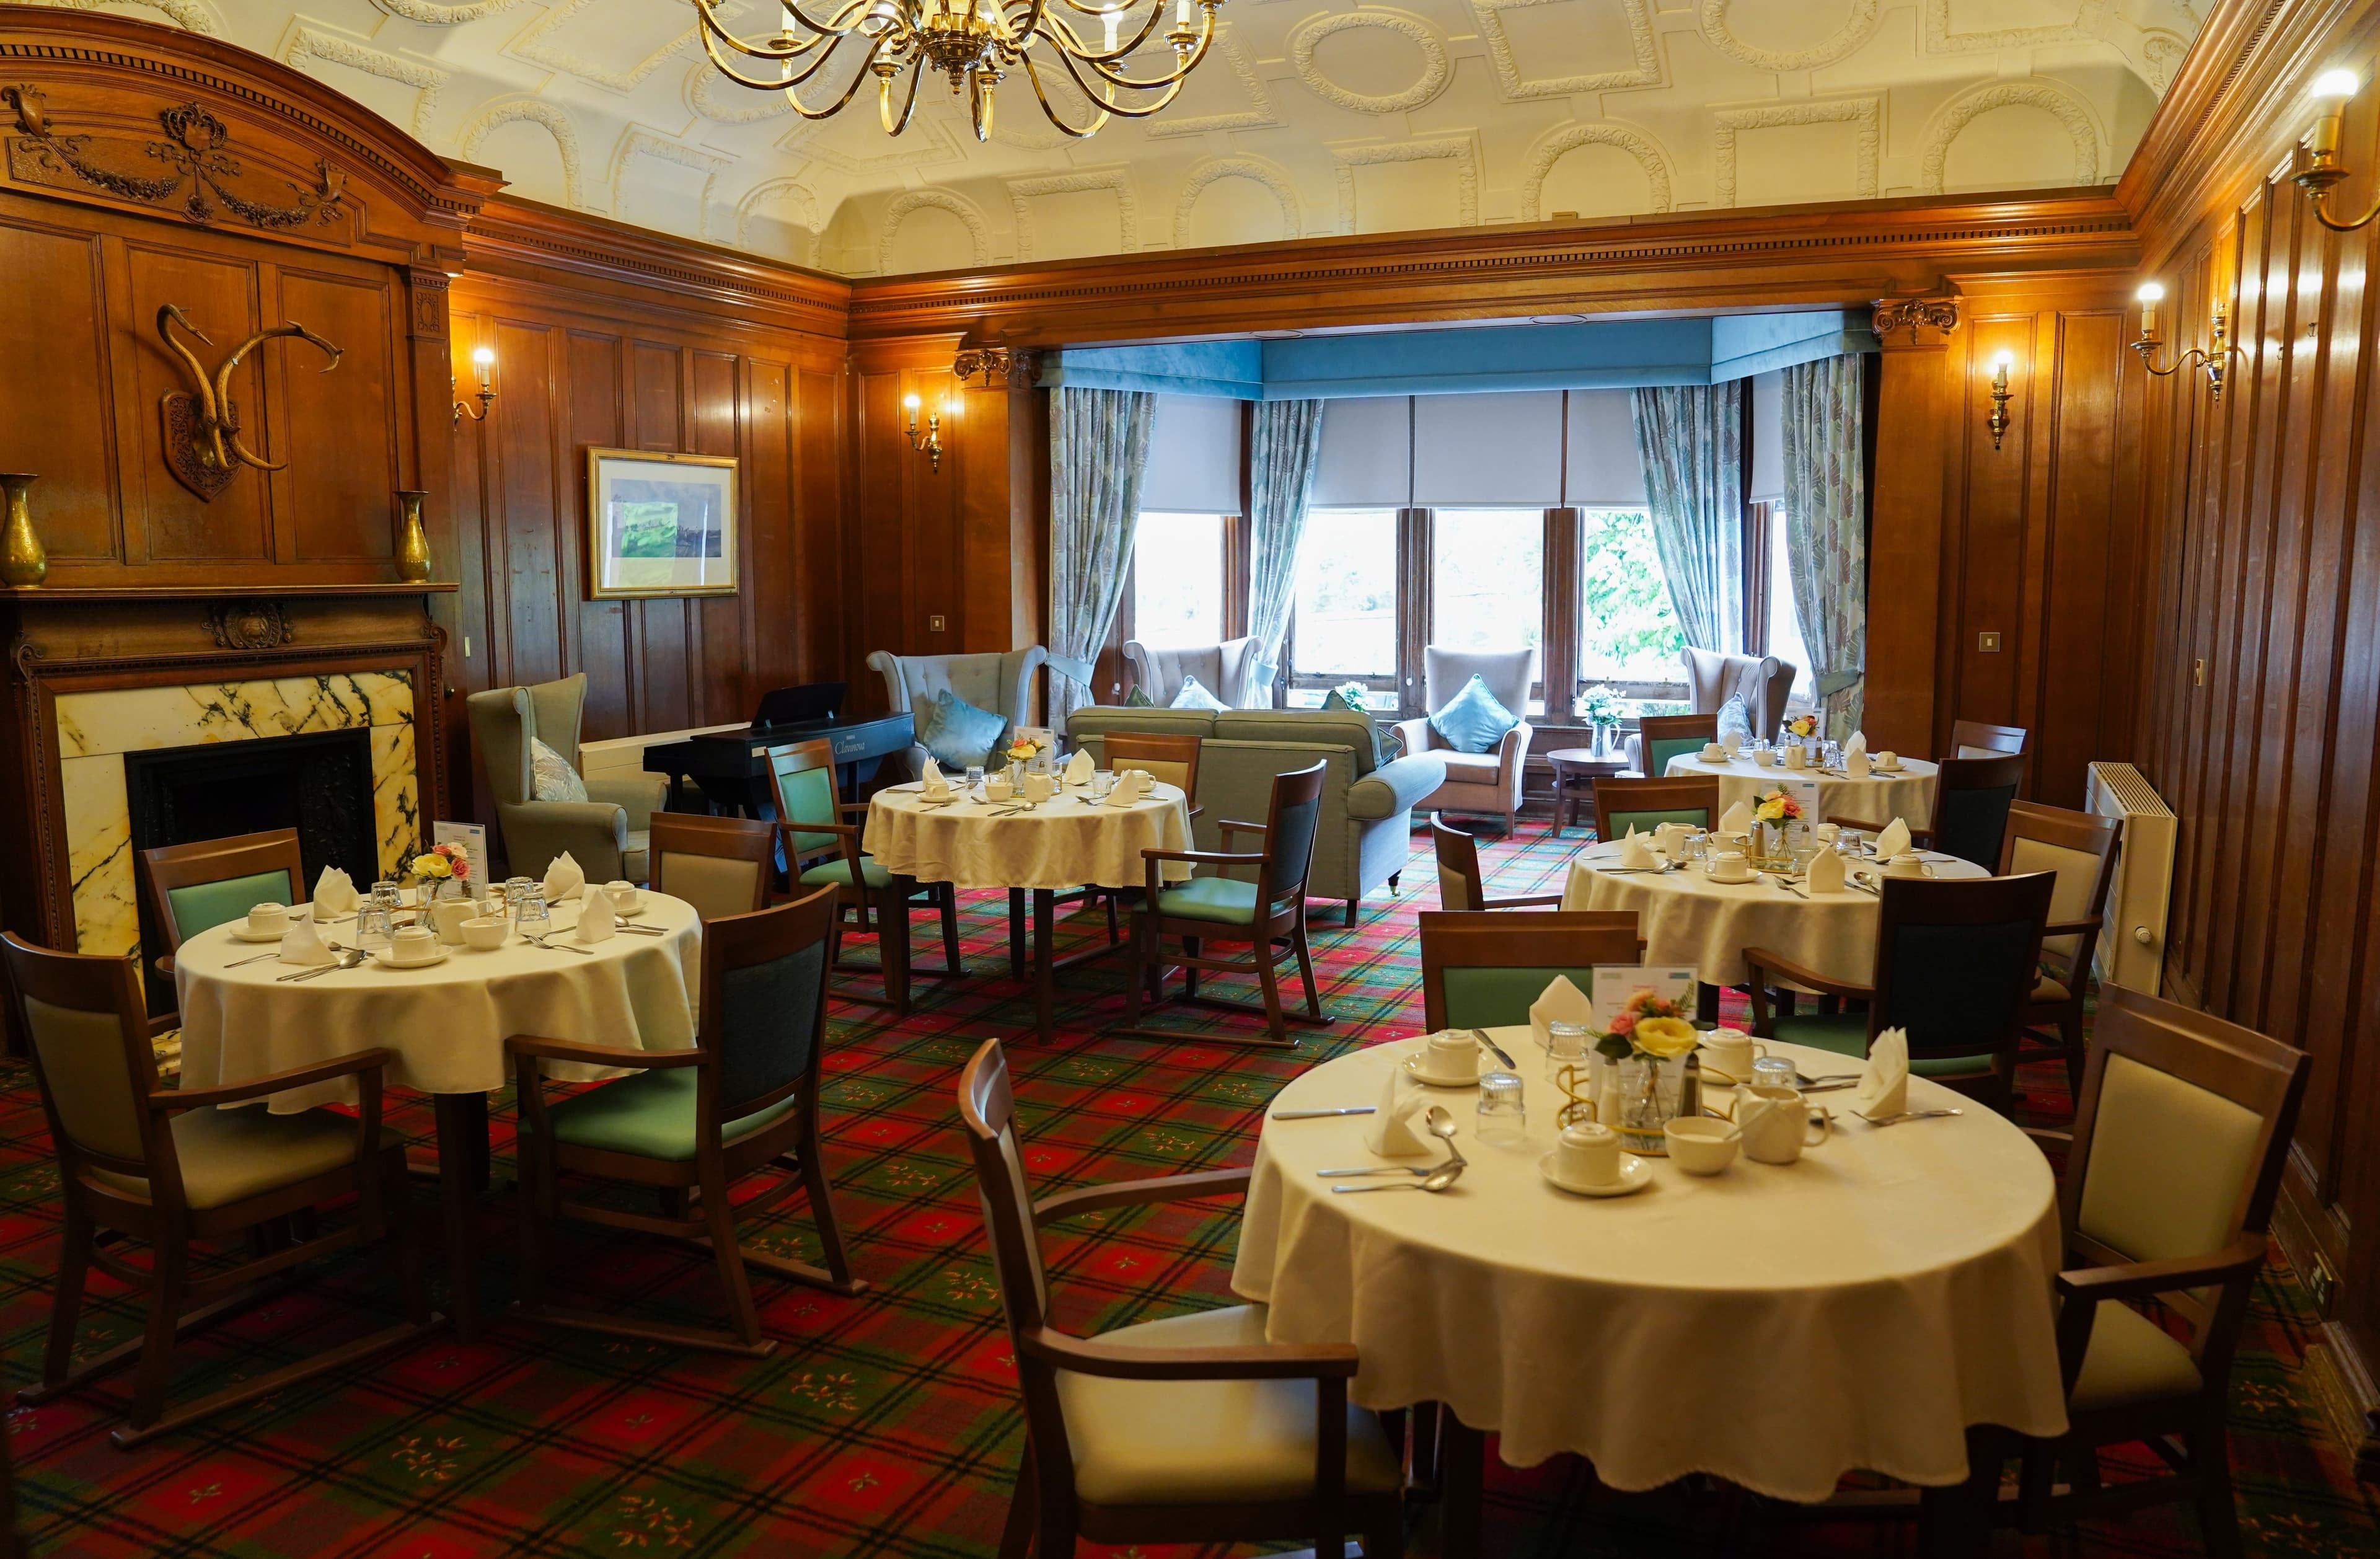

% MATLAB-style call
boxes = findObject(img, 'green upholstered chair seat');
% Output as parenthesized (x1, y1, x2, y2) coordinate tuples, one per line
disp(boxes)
(2068, 1300, 2202, 1413)
(1438, 966, 1596, 1032)
(1605, 807, 1711, 836)
(92, 1108, 395, 1210)
(1768, 1015, 1994, 1077)
(537, 1066, 799, 1162)
(1054, 1304, 1404, 1506)
(1155, 878, 1260, 925)
(800, 854, 891, 890)
(166, 869, 296, 942)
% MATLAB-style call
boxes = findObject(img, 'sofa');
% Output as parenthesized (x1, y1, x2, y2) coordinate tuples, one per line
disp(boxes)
(1065, 705, 1446, 925)
(1122, 636, 1271, 707)
(465, 673, 667, 883)
(866, 646, 1048, 778)
(1391, 647, 1536, 834)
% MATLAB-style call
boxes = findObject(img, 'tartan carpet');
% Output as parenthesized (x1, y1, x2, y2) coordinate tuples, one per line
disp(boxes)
(3, 823, 2375, 1557)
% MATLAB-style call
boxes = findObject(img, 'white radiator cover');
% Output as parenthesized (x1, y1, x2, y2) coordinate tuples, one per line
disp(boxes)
(2084, 761, 2177, 994)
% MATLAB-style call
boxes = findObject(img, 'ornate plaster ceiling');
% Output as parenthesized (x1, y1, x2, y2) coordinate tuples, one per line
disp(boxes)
(43, 0, 2202, 278)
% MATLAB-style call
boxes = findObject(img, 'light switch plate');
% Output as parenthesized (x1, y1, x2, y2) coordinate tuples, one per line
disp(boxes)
(1978, 631, 2002, 653)
(929, 614, 946, 632)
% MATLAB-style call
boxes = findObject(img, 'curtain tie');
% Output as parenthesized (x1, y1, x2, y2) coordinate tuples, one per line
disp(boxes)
(1817, 670, 1864, 698)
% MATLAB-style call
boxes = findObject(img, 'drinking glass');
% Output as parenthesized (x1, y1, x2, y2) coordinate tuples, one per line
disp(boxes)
(514, 888, 552, 942)
(1750, 1055, 1797, 1093)
(504, 876, 534, 911)
(1476, 1071, 1528, 1146)
(964, 765, 985, 796)
(371, 878, 403, 915)
(1091, 769, 1116, 800)
(1545, 1020, 1590, 1084)
(355, 900, 395, 953)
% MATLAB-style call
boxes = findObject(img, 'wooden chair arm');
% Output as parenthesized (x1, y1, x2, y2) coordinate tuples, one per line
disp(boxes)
(1034, 1166, 1253, 1224)
(505, 1035, 706, 1069)
(2055, 1237, 2267, 1304)
(1019, 1323, 1359, 1382)
(1741, 947, 1872, 1002)
(154, 952, 176, 979)
(1824, 813, 1887, 831)
(1481, 893, 1566, 910)
(2043, 916, 2102, 938)
(1141, 849, 1266, 868)
(1216, 819, 1269, 843)
(2021, 1126, 2074, 1150)
(776, 818, 862, 839)
(157, 1048, 392, 1111)
(839, 800, 874, 815)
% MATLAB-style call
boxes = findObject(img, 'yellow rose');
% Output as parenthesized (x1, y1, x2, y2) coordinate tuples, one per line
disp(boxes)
(411, 854, 451, 878)
(1631, 1016, 1699, 1059)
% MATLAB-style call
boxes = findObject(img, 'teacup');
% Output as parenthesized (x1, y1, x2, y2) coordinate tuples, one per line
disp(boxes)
(605, 879, 644, 914)
(1699, 1029, 1768, 1084)
(1551, 1121, 1623, 1187)
(1708, 851, 1755, 884)
(1737, 1085, 1831, 1164)
(1699, 742, 1727, 762)
(1752, 748, 1778, 767)
(984, 775, 1014, 802)
(460, 915, 508, 951)
(1882, 852, 1936, 879)
(1874, 750, 1903, 771)
(1652, 821, 1693, 855)
(1417, 1030, 1481, 1082)
(245, 902, 291, 937)
(428, 897, 477, 946)
(1813, 823, 1841, 847)
(1664, 1116, 1741, 1175)
(387, 925, 439, 965)
(1784, 745, 1809, 770)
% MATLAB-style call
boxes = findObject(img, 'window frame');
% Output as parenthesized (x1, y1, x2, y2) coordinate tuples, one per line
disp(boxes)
(1095, 509, 1249, 704)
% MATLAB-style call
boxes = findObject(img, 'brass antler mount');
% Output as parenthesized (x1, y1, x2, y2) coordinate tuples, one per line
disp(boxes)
(155, 304, 342, 502)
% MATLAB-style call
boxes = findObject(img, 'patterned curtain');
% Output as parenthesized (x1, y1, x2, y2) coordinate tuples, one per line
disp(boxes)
(1781, 355, 1867, 739)
(1047, 386, 1155, 718)
(1629, 384, 1743, 651)
(1245, 399, 1328, 695)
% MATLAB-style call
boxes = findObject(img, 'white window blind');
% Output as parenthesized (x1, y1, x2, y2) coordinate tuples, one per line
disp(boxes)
(1750, 370, 1784, 502)
(1413, 392, 1563, 506)
(1562, 389, 1647, 506)
(1309, 394, 1410, 507)
(1140, 394, 1245, 514)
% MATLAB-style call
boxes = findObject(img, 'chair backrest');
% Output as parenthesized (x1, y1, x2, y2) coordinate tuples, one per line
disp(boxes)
(649, 813, 775, 921)
(1430, 815, 1486, 911)
(764, 738, 845, 866)
(1998, 799, 2120, 981)
(1932, 752, 2028, 867)
(1423, 646, 1533, 719)
(0, 933, 164, 1185)
(695, 886, 835, 1123)
(2062, 987, 2308, 1358)
(139, 828, 306, 951)
(465, 673, 589, 809)
(1866, 873, 2054, 1076)
(1102, 731, 1203, 802)
(1593, 775, 1720, 840)
(866, 647, 1047, 727)
(1681, 648, 1791, 738)
(1256, 761, 1329, 916)
(1123, 637, 1259, 707)
(1951, 719, 2029, 760)
(1419, 911, 1643, 1031)
(1636, 713, 1718, 780)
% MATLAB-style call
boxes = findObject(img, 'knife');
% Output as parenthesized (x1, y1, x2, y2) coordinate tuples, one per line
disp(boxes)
(1470, 1028, 1520, 1071)
(1270, 1106, 1377, 1121)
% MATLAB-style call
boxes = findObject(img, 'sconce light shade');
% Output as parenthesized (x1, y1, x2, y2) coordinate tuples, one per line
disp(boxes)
(2313, 69, 2362, 99)
(1986, 350, 2016, 452)
(453, 343, 498, 425)
(2295, 69, 2380, 228)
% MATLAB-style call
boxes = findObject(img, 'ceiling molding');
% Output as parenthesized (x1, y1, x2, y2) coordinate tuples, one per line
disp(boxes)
(1521, 121, 1673, 219)
(1142, 30, 1284, 137)
(1175, 156, 1303, 244)
(370, 0, 528, 23)
(1471, 0, 1660, 100)
(456, 98, 586, 209)
(610, 127, 734, 235)
(1919, 79, 2102, 195)
(30, 0, 221, 30)
(279, 20, 449, 139)
(1699, 0, 1883, 72)
(1289, 10, 1452, 115)
(1714, 97, 1880, 206)
(876, 187, 990, 272)
(1918, 0, 2104, 55)
(1333, 134, 1480, 231)
(1007, 169, 1139, 259)
(507, 0, 699, 95)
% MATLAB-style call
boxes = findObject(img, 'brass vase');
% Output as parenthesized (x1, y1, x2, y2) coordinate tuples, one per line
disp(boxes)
(0, 473, 46, 588)
(394, 489, 431, 582)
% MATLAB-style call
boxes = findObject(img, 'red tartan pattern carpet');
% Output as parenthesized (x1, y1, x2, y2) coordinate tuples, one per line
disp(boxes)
(4, 821, 2376, 1557)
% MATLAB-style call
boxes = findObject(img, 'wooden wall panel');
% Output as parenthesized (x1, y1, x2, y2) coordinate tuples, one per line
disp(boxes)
(0, 217, 117, 560)
(274, 268, 402, 563)
(565, 329, 628, 740)
(121, 241, 270, 562)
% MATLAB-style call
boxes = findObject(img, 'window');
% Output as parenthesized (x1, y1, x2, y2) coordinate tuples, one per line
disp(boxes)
(1762, 513, 1818, 706)
(1132, 512, 1228, 648)
(1430, 508, 1544, 712)
(1286, 507, 1399, 706)
(1576, 507, 1685, 705)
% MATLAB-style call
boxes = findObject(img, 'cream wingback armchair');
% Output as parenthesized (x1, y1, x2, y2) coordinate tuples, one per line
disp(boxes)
(866, 647, 1047, 778)
(466, 673, 666, 883)
(1123, 637, 1269, 707)
(1683, 647, 1796, 740)
(1392, 647, 1536, 834)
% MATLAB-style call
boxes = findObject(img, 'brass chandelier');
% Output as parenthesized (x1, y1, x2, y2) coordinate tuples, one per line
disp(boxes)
(691, 0, 1224, 142)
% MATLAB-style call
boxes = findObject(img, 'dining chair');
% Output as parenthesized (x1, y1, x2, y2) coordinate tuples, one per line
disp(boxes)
(646, 813, 775, 921)
(2012, 986, 2308, 1556)
(1743, 871, 2055, 1110)
(1073, 730, 1208, 943)
(1831, 753, 2027, 868)
(1429, 815, 1562, 912)
(1620, 712, 1717, 779)
(1950, 718, 2029, 760)
(765, 737, 961, 1016)
(1417, 911, 1643, 1031)
(138, 828, 307, 978)
(1998, 800, 2122, 1095)
(1592, 775, 1721, 841)
(507, 886, 864, 1357)
(0, 931, 434, 1448)
(957, 1036, 1405, 1559)
(1116, 760, 1329, 1048)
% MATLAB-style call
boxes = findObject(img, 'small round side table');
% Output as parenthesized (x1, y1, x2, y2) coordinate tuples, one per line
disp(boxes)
(1545, 747, 1628, 837)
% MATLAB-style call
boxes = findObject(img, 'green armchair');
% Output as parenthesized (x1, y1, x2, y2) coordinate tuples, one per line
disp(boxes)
(466, 673, 666, 882)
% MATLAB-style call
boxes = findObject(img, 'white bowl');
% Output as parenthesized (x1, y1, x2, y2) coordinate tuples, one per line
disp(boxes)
(460, 916, 509, 951)
(1665, 1117, 1740, 1175)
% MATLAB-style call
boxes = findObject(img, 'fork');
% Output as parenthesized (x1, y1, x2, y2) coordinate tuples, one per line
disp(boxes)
(522, 932, 593, 955)
(1863, 1108, 1963, 1126)
(1773, 876, 1810, 899)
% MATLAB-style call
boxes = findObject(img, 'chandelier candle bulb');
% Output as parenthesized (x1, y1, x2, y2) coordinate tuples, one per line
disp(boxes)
(1104, 9, 1119, 53)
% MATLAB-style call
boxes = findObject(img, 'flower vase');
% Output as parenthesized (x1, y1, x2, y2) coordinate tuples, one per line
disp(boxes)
(1007, 759, 1025, 790)
(1616, 1056, 1678, 1156)
(0, 472, 46, 588)
(394, 489, 432, 583)
(1755, 821, 1791, 874)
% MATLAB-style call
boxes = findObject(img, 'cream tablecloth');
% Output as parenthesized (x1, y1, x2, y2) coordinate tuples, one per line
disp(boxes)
(1561, 843, 1987, 989)
(863, 781, 1194, 891)
(1664, 753, 1939, 831)
(1231, 1030, 2067, 1501)
(175, 893, 703, 1111)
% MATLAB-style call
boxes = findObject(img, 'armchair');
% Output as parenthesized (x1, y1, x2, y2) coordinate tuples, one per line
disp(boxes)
(1123, 636, 1269, 707)
(866, 646, 1048, 779)
(465, 673, 666, 883)
(1683, 647, 1796, 740)
(1392, 647, 1536, 834)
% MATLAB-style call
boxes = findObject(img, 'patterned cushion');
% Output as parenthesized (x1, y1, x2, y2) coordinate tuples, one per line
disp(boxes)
(1716, 696, 1753, 747)
(531, 737, 588, 803)
(1124, 686, 1156, 707)
(917, 688, 1007, 769)
(539, 1066, 800, 1162)
(1320, 689, 1383, 767)
(1428, 674, 1519, 756)
(1169, 676, 1230, 712)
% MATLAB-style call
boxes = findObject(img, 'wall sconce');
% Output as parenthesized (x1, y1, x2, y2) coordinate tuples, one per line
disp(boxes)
(2291, 69, 2380, 230)
(2131, 283, 2232, 401)
(903, 392, 944, 474)
(452, 345, 496, 425)
(1986, 350, 2016, 451)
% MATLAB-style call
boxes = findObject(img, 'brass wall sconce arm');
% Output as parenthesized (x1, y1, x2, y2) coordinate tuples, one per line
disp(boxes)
(1986, 351, 2016, 452)
(2131, 285, 2231, 401)
(453, 345, 496, 425)
(903, 393, 943, 474)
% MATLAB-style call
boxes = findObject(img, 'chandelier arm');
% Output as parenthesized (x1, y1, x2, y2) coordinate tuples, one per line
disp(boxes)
(693, 0, 869, 61)
(1018, 51, 1112, 137)
(782, 37, 899, 120)
(1049, 46, 1192, 113)
(881, 56, 925, 135)
(1039, 2, 1172, 63)
(772, 0, 884, 42)
(695, 25, 856, 89)
(1049, 4, 1214, 87)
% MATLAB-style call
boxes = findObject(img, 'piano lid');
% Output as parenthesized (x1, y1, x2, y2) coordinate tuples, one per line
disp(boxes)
(751, 681, 845, 728)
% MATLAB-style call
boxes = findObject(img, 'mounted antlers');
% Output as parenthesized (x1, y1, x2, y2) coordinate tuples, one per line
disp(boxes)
(155, 303, 342, 501)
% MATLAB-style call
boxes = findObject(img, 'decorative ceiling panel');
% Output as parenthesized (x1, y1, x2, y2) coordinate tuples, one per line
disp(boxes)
(40, 0, 2202, 275)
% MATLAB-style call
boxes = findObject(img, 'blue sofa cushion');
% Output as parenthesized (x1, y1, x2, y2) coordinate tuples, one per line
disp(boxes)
(1169, 676, 1230, 712)
(1427, 674, 1519, 756)
(918, 688, 1007, 769)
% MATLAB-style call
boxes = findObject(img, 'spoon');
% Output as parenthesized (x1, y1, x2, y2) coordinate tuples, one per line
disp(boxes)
(1863, 1108, 1963, 1126)
(1333, 1162, 1466, 1194)
(278, 948, 366, 983)
(522, 932, 593, 955)
(1422, 1106, 1468, 1166)
(1316, 1164, 1434, 1177)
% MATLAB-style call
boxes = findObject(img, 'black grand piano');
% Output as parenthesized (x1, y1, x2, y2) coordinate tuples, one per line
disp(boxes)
(641, 682, 912, 817)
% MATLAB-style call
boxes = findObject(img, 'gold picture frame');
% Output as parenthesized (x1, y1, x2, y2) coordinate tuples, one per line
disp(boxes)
(585, 447, 740, 599)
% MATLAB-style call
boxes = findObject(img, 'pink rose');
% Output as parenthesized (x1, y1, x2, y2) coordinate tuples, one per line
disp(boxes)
(1608, 1012, 1636, 1035)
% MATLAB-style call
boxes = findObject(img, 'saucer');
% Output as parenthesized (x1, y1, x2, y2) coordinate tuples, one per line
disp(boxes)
(1874, 761, 1904, 772)
(1539, 1152, 1652, 1197)
(371, 946, 451, 970)
(1403, 1055, 1482, 1088)
(230, 923, 298, 942)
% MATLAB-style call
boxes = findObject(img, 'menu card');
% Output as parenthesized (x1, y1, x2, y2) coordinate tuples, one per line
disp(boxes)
(433, 820, 488, 893)
(1590, 965, 1698, 1031)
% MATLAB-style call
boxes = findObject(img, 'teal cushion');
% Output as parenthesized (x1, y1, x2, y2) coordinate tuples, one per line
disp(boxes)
(1124, 686, 1156, 707)
(1605, 806, 1711, 836)
(541, 1065, 798, 1162)
(1321, 690, 1384, 767)
(1170, 676, 1230, 712)
(165, 869, 294, 942)
(1911, 1051, 1997, 1079)
(917, 688, 1007, 769)
(800, 855, 891, 889)
(1439, 966, 1597, 1033)
(1428, 674, 1518, 756)
(1767, 1014, 1871, 1059)
(1155, 878, 1259, 925)
(1645, 735, 1708, 777)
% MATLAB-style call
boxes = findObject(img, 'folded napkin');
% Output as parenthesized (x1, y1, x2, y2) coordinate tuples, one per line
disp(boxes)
(1719, 800, 1754, 837)
(311, 867, 359, 918)
(541, 850, 585, 903)
(1101, 770, 1148, 806)
(1874, 818, 1911, 860)
(1805, 848, 1846, 893)
(1064, 748, 1095, 786)
(575, 890, 617, 944)
(1844, 730, 1867, 759)
(1845, 748, 1872, 778)
(921, 756, 951, 800)
(1362, 1070, 1432, 1157)
(1858, 1026, 1910, 1118)
(1528, 973, 1593, 1054)
(1616, 828, 1658, 870)
(278, 921, 335, 967)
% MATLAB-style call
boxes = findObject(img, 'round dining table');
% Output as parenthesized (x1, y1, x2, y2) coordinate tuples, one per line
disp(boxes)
(1232, 1028, 2066, 1555)
(1664, 751, 1939, 831)
(174, 890, 704, 1339)
(863, 778, 1193, 1041)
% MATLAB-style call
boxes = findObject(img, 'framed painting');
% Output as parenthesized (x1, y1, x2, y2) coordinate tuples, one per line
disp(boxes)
(585, 448, 740, 599)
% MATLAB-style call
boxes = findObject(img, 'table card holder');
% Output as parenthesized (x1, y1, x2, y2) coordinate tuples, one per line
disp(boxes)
(434, 821, 489, 896)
